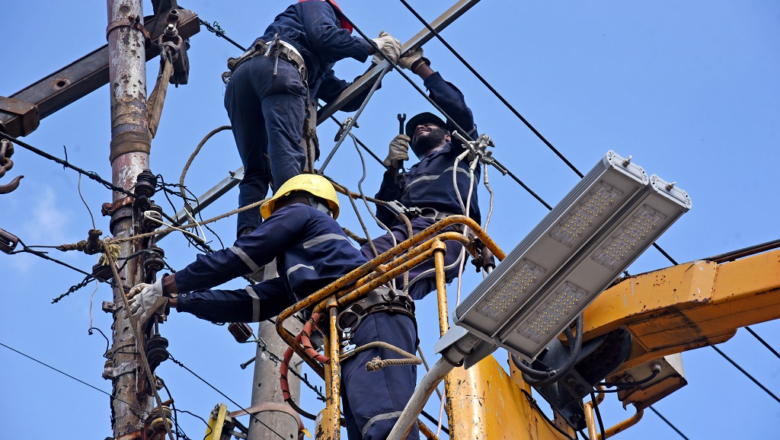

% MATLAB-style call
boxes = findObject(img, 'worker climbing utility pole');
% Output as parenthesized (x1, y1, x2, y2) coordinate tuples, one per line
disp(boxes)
(106, 0, 154, 437)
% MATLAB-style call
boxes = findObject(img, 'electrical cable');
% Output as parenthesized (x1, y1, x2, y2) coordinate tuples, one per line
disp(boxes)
(711, 345, 780, 404)
(589, 390, 606, 440)
(168, 354, 287, 440)
(419, 409, 449, 435)
(350, 133, 399, 289)
(0, 340, 151, 416)
(9, 237, 108, 282)
(648, 406, 690, 440)
(198, 19, 247, 51)
(397, 0, 584, 178)
(383, 3, 780, 391)
(745, 327, 780, 361)
(328, 115, 386, 167)
(0, 132, 136, 198)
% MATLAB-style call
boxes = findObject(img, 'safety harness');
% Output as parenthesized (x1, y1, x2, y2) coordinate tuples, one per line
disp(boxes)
(337, 287, 417, 356)
(222, 35, 307, 84)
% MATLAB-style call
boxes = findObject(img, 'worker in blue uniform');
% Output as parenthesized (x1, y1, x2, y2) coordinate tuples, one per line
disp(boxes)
(225, 0, 402, 237)
(362, 47, 481, 301)
(127, 174, 420, 440)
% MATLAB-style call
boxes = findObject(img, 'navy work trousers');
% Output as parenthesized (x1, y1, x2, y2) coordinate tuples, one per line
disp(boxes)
(341, 312, 419, 440)
(224, 55, 308, 234)
(361, 217, 464, 300)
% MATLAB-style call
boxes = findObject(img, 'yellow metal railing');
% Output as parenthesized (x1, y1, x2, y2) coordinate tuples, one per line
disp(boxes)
(274, 216, 504, 439)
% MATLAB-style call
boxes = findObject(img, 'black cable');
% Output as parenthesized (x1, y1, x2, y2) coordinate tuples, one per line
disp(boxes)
(10, 238, 108, 282)
(745, 327, 780, 361)
(395, 0, 693, 273)
(52, 274, 97, 303)
(198, 19, 247, 51)
(0, 131, 136, 198)
(88, 327, 111, 355)
(168, 354, 287, 440)
(397, 2, 780, 388)
(589, 391, 606, 440)
(0, 340, 151, 415)
(649, 406, 690, 440)
(711, 345, 780, 404)
(419, 409, 449, 435)
(398, 0, 584, 178)
(578, 429, 590, 440)
(324, 0, 473, 142)
(328, 114, 386, 167)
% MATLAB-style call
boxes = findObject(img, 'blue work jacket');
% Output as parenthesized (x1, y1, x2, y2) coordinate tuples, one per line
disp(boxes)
(375, 72, 481, 227)
(262, 1, 372, 106)
(175, 203, 366, 322)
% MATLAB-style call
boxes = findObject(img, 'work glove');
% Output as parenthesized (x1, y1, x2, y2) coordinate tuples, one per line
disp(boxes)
(371, 31, 402, 65)
(126, 278, 168, 327)
(398, 46, 429, 72)
(383, 134, 411, 168)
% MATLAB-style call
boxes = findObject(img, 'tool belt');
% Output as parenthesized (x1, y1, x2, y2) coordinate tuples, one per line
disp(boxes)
(337, 287, 416, 335)
(222, 37, 307, 84)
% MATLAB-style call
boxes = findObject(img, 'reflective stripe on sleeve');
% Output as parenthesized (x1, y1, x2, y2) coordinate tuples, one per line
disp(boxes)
(245, 286, 261, 322)
(303, 233, 348, 249)
(407, 166, 469, 188)
(229, 246, 262, 273)
(286, 264, 315, 278)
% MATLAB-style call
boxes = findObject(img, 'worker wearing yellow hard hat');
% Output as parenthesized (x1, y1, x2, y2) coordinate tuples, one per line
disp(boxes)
(128, 172, 420, 440)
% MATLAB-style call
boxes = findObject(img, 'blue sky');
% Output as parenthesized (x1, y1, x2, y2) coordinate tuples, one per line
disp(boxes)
(1, 1, 779, 439)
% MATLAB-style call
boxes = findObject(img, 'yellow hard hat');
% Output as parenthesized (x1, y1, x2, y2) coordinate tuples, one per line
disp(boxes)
(260, 174, 341, 220)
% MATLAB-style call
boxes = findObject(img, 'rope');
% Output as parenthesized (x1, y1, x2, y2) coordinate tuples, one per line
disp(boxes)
(108, 197, 269, 244)
(343, 227, 369, 246)
(346, 341, 422, 372)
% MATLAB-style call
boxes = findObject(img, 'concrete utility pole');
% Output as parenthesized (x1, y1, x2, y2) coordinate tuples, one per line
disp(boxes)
(106, 0, 154, 438)
(248, 262, 303, 440)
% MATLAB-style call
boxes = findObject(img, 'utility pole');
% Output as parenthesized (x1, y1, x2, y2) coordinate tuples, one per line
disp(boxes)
(248, 264, 303, 440)
(106, 0, 154, 438)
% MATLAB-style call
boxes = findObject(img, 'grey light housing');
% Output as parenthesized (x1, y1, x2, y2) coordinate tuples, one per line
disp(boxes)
(455, 151, 691, 361)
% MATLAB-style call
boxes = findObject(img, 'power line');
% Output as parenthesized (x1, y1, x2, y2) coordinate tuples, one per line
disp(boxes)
(649, 406, 690, 440)
(711, 345, 780, 404)
(0, 131, 136, 198)
(745, 327, 780, 361)
(392, 0, 780, 392)
(198, 19, 247, 52)
(397, 0, 584, 178)
(0, 341, 150, 416)
(168, 353, 287, 440)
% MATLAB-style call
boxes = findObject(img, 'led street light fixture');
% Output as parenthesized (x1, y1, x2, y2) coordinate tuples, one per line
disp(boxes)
(455, 151, 691, 361)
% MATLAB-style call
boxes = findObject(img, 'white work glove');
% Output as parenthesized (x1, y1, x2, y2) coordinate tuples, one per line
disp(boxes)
(126, 278, 168, 327)
(383, 134, 410, 168)
(371, 31, 402, 65)
(398, 46, 427, 72)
